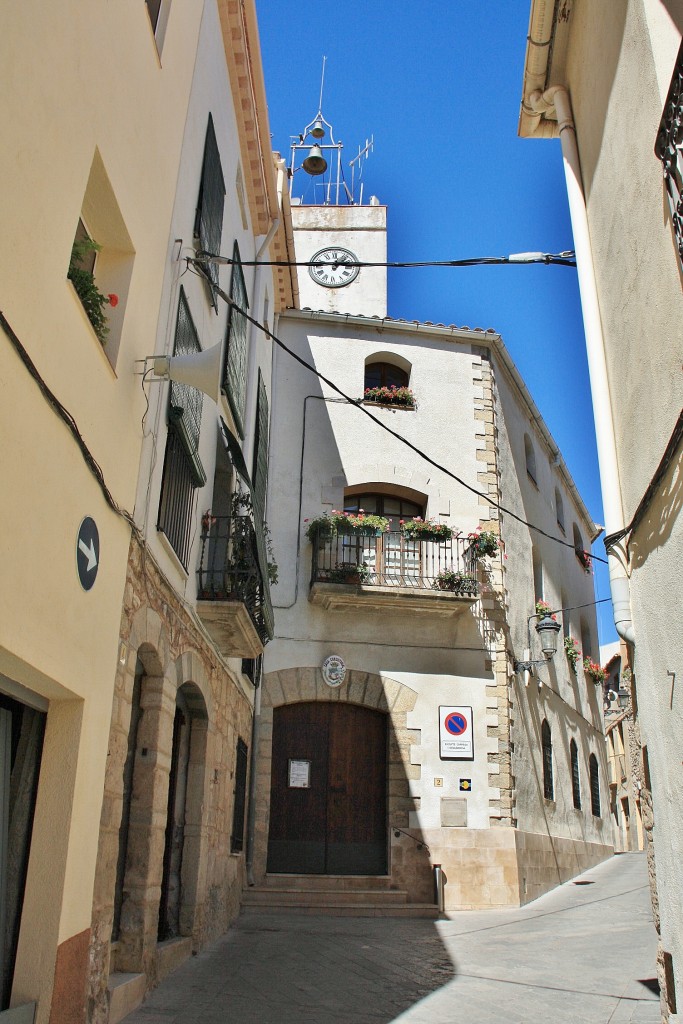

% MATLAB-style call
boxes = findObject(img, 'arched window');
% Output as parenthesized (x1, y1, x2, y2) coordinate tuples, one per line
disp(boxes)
(524, 434, 537, 483)
(555, 487, 565, 532)
(542, 719, 553, 800)
(573, 523, 590, 570)
(570, 739, 581, 809)
(364, 361, 409, 390)
(589, 754, 601, 816)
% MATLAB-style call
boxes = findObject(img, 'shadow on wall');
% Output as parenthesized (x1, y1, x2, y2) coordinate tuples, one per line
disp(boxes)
(629, 446, 682, 571)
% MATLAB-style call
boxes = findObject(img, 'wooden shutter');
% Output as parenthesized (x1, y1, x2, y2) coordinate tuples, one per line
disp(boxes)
(223, 242, 249, 437)
(194, 114, 225, 308)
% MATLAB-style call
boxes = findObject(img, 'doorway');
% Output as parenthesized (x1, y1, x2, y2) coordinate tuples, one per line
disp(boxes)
(267, 702, 387, 875)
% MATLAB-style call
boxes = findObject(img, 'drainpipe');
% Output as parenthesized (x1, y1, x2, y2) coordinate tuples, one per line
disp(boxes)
(529, 85, 635, 645)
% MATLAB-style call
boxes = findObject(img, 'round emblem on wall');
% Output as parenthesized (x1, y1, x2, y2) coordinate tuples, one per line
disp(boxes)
(308, 247, 360, 288)
(322, 655, 346, 688)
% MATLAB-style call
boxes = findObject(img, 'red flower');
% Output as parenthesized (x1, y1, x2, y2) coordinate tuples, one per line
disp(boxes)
(108, 293, 119, 307)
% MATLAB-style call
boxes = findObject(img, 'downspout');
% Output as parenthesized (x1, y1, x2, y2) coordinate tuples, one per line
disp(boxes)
(529, 85, 635, 645)
(245, 166, 283, 888)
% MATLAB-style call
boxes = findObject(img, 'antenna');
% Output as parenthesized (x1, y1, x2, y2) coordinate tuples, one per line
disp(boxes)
(318, 55, 326, 112)
(349, 136, 374, 208)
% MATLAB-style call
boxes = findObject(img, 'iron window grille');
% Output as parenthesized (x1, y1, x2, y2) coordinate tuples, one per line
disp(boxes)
(222, 241, 249, 437)
(589, 754, 601, 817)
(542, 719, 554, 801)
(194, 114, 225, 310)
(656, 41, 683, 274)
(231, 737, 249, 853)
(570, 739, 581, 810)
(157, 290, 206, 568)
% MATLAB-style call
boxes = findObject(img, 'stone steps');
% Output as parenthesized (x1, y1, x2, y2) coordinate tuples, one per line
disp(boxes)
(242, 876, 439, 918)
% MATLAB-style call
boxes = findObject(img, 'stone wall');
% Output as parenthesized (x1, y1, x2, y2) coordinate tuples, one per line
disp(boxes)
(87, 535, 253, 1024)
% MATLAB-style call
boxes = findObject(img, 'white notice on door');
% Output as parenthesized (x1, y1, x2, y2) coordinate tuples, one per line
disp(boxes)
(288, 759, 311, 788)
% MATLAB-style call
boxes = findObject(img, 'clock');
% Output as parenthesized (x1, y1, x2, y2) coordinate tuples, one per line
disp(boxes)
(308, 247, 360, 288)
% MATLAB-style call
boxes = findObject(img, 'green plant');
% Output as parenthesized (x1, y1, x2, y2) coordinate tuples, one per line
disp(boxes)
(467, 528, 501, 559)
(432, 567, 478, 595)
(68, 236, 118, 344)
(583, 657, 606, 684)
(304, 509, 389, 540)
(362, 385, 416, 408)
(400, 517, 453, 541)
(576, 548, 593, 573)
(564, 635, 581, 671)
(229, 492, 279, 586)
(328, 561, 372, 584)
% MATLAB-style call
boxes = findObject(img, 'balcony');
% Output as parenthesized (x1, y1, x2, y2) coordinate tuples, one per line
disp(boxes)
(196, 514, 274, 658)
(309, 531, 479, 614)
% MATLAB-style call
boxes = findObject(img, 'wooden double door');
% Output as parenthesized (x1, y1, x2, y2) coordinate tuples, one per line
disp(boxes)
(267, 702, 387, 875)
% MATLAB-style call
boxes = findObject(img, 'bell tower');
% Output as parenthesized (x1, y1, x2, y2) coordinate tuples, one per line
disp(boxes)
(288, 81, 387, 317)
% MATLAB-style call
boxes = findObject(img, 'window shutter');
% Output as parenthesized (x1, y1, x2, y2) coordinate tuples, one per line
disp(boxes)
(252, 371, 269, 519)
(168, 289, 205, 485)
(194, 114, 225, 309)
(223, 242, 249, 437)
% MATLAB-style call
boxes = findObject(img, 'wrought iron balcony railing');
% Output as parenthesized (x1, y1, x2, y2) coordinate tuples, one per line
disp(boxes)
(311, 530, 479, 596)
(197, 514, 274, 645)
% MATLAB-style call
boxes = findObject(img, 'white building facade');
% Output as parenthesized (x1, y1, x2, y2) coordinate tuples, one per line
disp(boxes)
(253, 199, 612, 913)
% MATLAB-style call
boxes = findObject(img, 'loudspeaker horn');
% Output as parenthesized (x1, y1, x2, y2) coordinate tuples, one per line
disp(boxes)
(153, 340, 224, 404)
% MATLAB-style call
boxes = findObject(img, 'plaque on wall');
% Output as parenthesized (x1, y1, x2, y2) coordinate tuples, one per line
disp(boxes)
(288, 759, 311, 788)
(322, 655, 346, 687)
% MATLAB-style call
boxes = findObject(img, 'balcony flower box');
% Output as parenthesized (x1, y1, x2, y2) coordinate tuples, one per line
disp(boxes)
(432, 569, 478, 596)
(361, 385, 416, 409)
(466, 528, 501, 560)
(400, 517, 453, 542)
(583, 657, 607, 684)
(327, 561, 372, 584)
(305, 510, 389, 541)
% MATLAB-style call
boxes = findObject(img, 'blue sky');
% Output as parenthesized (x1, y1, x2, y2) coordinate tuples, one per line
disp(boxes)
(256, 1, 616, 646)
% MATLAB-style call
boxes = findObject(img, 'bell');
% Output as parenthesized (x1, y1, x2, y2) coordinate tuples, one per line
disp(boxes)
(302, 145, 327, 176)
(311, 118, 325, 139)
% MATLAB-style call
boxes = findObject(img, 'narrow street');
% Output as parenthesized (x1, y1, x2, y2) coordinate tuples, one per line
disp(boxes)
(124, 852, 659, 1024)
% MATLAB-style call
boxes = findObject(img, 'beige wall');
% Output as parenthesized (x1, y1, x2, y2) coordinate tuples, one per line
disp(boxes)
(0, 2, 204, 1019)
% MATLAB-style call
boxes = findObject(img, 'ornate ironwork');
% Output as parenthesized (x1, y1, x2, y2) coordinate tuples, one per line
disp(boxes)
(655, 41, 683, 272)
(197, 514, 274, 644)
(310, 530, 479, 596)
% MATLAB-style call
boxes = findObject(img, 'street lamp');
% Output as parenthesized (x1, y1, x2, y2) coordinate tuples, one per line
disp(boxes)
(514, 614, 562, 674)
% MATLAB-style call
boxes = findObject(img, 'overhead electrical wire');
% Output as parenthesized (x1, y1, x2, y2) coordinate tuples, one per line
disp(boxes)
(195, 250, 577, 269)
(187, 259, 608, 565)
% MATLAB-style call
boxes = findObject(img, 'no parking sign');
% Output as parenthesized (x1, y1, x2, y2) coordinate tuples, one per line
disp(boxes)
(439, 706, 474, 760)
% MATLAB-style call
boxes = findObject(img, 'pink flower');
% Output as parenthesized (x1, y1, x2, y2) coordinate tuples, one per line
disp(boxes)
(108, 293, 119, 307)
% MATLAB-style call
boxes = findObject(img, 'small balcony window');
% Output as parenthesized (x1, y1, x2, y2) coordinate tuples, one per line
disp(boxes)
(194, 114, 225, 310)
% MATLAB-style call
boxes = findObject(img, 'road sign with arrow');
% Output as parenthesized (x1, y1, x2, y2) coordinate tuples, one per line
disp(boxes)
(76, 516, 100, 591)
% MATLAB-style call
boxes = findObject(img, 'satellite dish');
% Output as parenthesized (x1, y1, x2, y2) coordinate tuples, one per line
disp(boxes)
(153, 340, 224, 404)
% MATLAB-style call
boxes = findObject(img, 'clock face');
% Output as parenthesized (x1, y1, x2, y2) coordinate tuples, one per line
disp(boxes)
(308, 247, 360, 288)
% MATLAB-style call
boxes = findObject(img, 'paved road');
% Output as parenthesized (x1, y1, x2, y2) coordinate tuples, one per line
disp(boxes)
(125, 852, 660, 1023)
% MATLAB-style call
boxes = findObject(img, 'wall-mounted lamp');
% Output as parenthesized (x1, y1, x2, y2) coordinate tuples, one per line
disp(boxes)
(514, 615, 562, 674)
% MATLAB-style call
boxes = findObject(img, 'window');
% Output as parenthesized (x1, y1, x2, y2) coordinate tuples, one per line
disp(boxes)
(252, 372, 269, 518)
(69, 149, 135, 367)
(231, 737, 249, 853)
(524, 433, 537, 484)
(580, 619, 592, 662)
(364, 361, 409, 389)
(655, 40, 683, 273)
(542, 719, 553, 800)
(194, 114, 225, 310)
(343, 492, 425, 580)
(222, 242, 249, 437)
(589, 754, 601, 817)
(555, 487, 565, 533)
(157, 289, 206, 568)
(570, 739, 581, 810)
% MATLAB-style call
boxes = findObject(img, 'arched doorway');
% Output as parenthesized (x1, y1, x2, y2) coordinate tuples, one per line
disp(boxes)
(267, 702, 387, 875)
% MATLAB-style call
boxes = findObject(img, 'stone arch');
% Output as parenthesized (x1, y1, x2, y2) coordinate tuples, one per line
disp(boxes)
(252, 667, 419, 883)
(161, 654, 212, 947)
